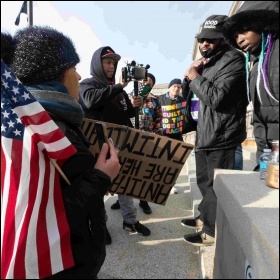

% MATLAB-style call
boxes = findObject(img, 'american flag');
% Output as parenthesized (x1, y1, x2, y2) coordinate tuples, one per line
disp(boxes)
(1, 60, 77, 278)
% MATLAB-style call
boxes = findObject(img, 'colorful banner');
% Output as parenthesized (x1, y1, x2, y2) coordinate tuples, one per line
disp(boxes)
(161, 101, 186, 134)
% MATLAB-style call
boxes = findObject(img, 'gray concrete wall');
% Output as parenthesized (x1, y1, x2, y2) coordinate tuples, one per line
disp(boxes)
(214, 202, 249, 278)
(213, 170, 279, 279)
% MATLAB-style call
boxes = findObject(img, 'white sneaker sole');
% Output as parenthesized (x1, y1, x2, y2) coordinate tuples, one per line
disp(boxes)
(181, 222, 203, 230)
(183, 239, 214, 247)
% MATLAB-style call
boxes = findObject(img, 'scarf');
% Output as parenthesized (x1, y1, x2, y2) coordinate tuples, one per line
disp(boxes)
(27, 82, 84, 128)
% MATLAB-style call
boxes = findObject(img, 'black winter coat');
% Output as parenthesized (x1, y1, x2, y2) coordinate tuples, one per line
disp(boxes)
(182, 45, 248, 150)
(249, 38, 279, 153)
(45, 123, 111, 279)
(29, 87, 111, 279)
(56, 124, 110, 279)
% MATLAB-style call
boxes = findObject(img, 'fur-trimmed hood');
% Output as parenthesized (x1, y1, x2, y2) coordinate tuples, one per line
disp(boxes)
(237, 1, 279, 13)
(222, 9, 279, 49)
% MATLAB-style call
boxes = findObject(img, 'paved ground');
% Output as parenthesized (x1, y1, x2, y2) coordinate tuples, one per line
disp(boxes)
(99, 162, 200, 279)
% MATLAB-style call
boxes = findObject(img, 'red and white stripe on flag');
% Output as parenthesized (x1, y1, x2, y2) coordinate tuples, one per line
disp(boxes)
(1, 61, 77, 278)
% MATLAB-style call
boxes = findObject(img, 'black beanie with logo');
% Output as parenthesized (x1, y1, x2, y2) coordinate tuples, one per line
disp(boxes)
(11, 26, 80, 85)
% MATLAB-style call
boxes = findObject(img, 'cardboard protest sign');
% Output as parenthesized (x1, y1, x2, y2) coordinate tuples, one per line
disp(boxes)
(82, 118, 194, 205)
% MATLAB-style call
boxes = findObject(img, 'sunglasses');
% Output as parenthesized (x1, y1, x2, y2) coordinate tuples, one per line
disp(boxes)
(197, 38, 216, 44)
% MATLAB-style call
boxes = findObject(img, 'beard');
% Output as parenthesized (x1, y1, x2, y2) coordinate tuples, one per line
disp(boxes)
(199, 39, 225, 58)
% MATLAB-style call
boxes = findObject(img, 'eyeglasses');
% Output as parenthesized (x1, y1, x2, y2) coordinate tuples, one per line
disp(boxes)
(197, 38, 216, 44)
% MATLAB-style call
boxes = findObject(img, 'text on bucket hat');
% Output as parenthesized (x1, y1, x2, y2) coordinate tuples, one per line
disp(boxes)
(101, 47, 121, 62)
(195, 15, 228, 40)
(11, 26, 80, 85)
(168, 78, 182, 88)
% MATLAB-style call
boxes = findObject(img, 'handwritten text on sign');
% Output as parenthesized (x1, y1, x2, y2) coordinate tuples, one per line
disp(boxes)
(82, 119, 193, 205)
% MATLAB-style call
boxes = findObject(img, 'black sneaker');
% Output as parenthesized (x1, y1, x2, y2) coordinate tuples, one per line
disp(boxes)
(183, 231, 215, 247)
(123, 221, 151, 236)
(105, 227, 112, 245)
(181, 217, 203, 229)
(111, 200, 120, 210)
(139, 200, 152, 214)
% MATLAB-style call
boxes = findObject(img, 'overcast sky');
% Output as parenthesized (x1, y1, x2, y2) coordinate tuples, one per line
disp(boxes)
(1, 1, 233, 85)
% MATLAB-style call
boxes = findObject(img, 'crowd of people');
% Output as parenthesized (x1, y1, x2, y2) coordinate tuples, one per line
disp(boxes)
(1, 0, 278, 278)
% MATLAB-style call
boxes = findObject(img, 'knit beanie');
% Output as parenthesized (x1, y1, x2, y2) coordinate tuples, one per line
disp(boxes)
(11, 26, 80, 85)
(168, 78, 182, 88)
(147, 73, 156, 86)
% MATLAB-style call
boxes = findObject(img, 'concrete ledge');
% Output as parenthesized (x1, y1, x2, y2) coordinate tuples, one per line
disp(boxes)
(213, 170, 279, 279)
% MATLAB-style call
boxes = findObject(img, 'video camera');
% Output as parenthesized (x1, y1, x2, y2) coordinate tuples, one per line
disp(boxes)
(122, 60, 150, 82)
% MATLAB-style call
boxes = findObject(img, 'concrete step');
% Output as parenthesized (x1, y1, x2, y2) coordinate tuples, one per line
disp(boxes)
(242, 138, 256, 148)
(242, 144, 257, 162)
(99, 162, 200, 279)
(242, 145, 257, 171)
(200, 246, 215, 279)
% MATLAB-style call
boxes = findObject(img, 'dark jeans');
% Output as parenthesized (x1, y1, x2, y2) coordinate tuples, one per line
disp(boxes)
(195, 148, 235, 237)
(234, 144, 243, 170)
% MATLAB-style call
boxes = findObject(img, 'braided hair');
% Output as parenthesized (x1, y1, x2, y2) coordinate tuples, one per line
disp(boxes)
(245, 33, 278, 105)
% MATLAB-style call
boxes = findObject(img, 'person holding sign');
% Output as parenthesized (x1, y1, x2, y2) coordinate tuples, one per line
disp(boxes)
(2, 26, 120, 279)
(181, 15, 248, 247)
(79, 46, 151, 239)
(158, 78, 186, 142)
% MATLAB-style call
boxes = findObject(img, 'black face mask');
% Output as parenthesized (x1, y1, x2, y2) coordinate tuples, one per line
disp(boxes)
(199, 39, 224, 58)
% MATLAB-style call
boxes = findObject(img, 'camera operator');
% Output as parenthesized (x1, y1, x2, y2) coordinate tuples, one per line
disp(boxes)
(117, 72, 160, 215)
(79, 46, 151, 243)
(79, 46, 142, 126)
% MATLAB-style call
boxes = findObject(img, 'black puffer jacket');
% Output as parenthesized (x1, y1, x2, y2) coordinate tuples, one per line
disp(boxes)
(182, 45, 248, 150)
(249, 38, 279, 153)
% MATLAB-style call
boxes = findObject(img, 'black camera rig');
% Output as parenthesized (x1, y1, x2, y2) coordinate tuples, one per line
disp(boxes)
(122, 60, 150, 82)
